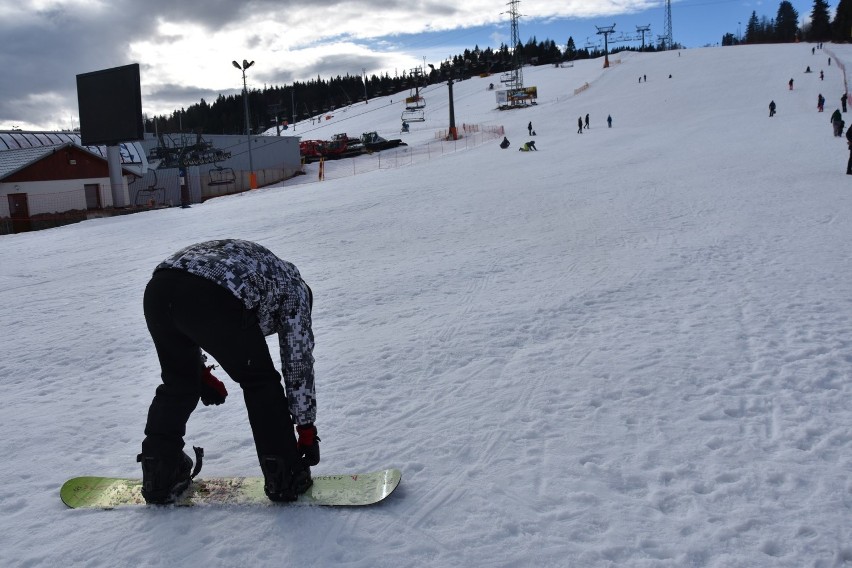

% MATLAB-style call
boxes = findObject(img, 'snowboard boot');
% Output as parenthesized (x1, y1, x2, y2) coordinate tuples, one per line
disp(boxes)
(259, 455, 313, 502)
(136, 451, 193, 504)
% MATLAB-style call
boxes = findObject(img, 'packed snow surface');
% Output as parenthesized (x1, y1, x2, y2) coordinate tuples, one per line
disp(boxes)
(1, 44, 852, 567)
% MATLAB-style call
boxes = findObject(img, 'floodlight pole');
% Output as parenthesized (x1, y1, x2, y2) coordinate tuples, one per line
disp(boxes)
(232, 59, 256, 188)
(363, 68, 369, 102)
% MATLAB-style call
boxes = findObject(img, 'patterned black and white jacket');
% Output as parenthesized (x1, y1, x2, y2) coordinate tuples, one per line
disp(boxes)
(155, 239, 316, 425)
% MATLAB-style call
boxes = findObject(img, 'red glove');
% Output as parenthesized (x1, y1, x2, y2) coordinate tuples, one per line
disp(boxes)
(297, 424, 320, 466)
(200, 365, 228, 406)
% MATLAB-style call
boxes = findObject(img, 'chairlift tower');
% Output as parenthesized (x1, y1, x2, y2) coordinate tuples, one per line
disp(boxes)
(501, 0, 524, 98)
(596, 25, 616, 68)
(636, 25, 651, 51)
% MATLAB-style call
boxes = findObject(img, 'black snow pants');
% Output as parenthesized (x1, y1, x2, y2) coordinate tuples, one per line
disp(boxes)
(141, 269, 298, 465)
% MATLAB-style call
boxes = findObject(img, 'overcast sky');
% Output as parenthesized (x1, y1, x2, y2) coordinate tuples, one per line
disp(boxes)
(0, 0, 818, 131)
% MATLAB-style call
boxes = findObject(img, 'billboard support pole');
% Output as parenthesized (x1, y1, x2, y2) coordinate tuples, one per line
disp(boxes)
(107, 145, 129, 207)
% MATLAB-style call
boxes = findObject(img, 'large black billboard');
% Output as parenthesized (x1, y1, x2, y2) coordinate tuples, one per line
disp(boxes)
(76, 63, 143, 146)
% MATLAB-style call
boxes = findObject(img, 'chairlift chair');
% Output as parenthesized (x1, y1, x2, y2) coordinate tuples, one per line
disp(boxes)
(401, 108, 425, 123)
(135, 169, 165, 206)
(208, 164, 236, 190)
(404, 95, 426, 110)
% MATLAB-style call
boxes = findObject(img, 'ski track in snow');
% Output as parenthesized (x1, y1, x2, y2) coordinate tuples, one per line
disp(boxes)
(2, 43, 852, 567)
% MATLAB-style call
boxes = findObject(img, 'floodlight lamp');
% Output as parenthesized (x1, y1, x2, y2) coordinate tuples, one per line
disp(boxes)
(232, 61, 241, 69)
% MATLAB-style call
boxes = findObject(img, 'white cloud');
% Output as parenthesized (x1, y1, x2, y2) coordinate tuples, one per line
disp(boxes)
(1, 0, 663, 129)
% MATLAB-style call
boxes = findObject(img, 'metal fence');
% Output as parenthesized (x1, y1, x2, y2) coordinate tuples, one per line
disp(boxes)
(311, 124, 504, 182)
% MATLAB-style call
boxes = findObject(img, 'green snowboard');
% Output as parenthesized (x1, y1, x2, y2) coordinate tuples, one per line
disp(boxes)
(60, 468, 401, 509)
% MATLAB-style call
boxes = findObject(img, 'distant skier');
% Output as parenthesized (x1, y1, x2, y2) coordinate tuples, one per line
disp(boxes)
(584, 114, 590, 129)
(818, 94, 825, 112)
(528, 121, 533, 136)
(500, 136, 510, 149)
(842, 93, 847, 112)
(577, 117, 583, 134)
(769, 100, 776, 117)
(789, 78, 794, 90)
(607, 114, 613, 128)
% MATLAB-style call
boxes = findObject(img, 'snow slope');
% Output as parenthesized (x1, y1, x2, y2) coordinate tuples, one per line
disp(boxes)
(1, 44, 851, 567)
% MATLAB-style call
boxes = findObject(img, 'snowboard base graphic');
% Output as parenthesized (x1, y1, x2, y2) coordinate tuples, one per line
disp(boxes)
(60, 468, 401, 509)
